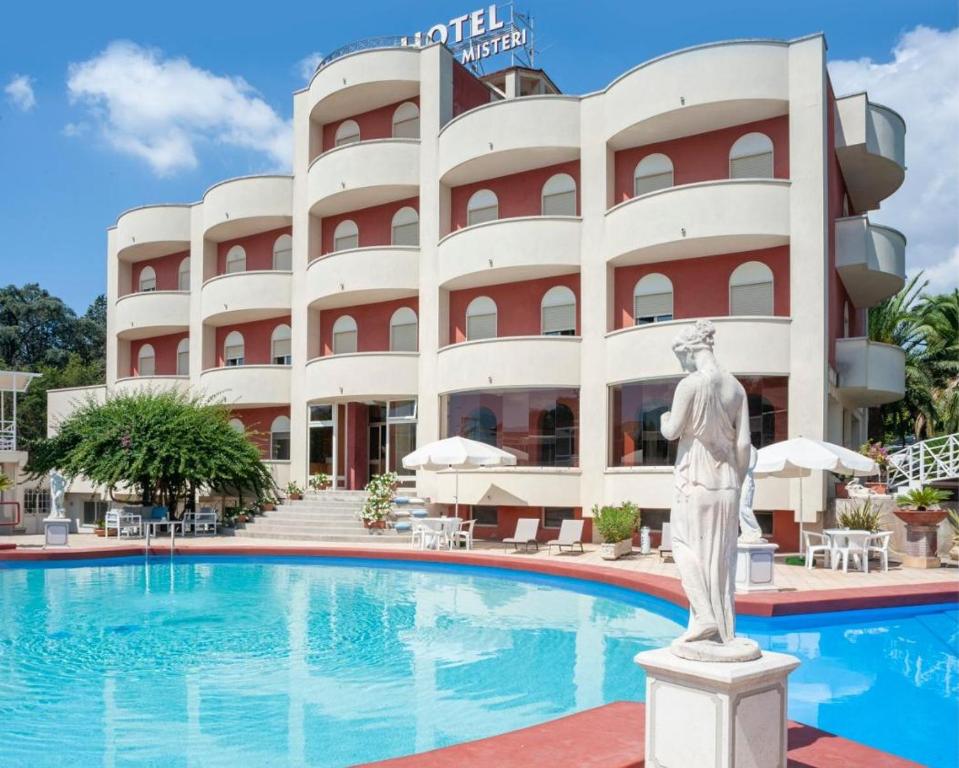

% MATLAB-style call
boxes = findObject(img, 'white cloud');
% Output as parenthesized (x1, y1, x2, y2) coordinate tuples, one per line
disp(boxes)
(4, 74, 36, 111)
(829, 26, 959, 294)
(66, 41, 292, 176)
(297, 52, 324, 82)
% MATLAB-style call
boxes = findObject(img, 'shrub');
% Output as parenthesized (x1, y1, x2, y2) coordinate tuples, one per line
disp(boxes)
(592, 502, 640, 543)
(308, 473, 331, 491)
(363, 472, 398, 522)
(896, 486, 952, 511)
(837, 498, 883, 532)
(286, 481, 303, 497)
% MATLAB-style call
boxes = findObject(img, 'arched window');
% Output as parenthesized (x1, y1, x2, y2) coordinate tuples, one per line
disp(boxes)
(225, 245, 246, 274)
(464, 406, 498, 446)
(334, 119, 360, 147)
(224, 331, 245, 366)
(333, 220, 358, 251)
(270, 415, 291, 460)
(229, 418, 245, 433)
(465, 296, 497, 340)
(176, 338, 189, 376)
(729, 261, 774, 316)
(390, 307, 418, 352)
(634, 273, 674, 325)
(541, 286, 576, 336)
(466, 189, 498, 227)
(392, 102, 420, 139)
(729, 133, 774, 179)
(178, 257, 191, 291)
(391, 206, 419, 246)
(137, 344, 155, 376)
(138, 266, 157, 292)
(634, 154, 674, 196)
(332, 315, 357, 355)
(273, 234, 292, 270)
(541, 173, 577, 215)
(271, 324, 292, 365)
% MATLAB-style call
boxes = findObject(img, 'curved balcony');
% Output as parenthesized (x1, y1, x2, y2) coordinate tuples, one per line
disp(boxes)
(436, 336, 581, 394)
(199, 365, 291, 407)
(606, 317, 791, 384)
(202, 175, 293, 241)
(438, 216, 581, 290)
(605, 179, 790, 265)
(604, 469, 791, 511)
(200, 271, 292, 326)
(307, 47, 420, 127)
(430, 467, 581, 508)
(305, 352, 418, 401)
(114, 291, 190, 340)
(116, 204, 192, 262)
(307, 139, 419, 217)
(835, 338, 905, 407)
(113, 376, 190, 397)
(438, 96, 581, 185)
(604, 40, 789, 149)
(835, 94, 906, 212)
(836, 216, 906, 308)
(306, 247, 418, 309)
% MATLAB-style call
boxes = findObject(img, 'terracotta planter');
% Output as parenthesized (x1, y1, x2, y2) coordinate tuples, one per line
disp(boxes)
(893, 508, 948, 568)
(261, 503, 275, 512)
(94, 528, 106, 537)
(865, 482, 888, 495)
(288, 493, 302, 501)
(364, 519, 387, 530)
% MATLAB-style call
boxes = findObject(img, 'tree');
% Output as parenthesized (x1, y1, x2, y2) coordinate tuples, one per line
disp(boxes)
(27, 391, 275, 514)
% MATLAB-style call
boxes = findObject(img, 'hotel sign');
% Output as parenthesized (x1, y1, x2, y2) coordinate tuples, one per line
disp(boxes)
(401, 5, 528, 66)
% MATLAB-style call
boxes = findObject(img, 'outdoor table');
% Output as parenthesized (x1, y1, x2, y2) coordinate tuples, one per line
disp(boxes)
(418, 517, 461, 550)
(823, 529, 872, 572)
(144, 519, 185, 538)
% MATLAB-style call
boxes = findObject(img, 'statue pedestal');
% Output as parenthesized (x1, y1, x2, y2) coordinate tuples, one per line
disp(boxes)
(735, 541, 779, 593)
(43, 518, 71, 548)
(636, 648, 799, 768)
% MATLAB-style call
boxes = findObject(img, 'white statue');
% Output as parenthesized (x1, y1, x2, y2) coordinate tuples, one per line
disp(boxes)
(48, 470, 67, 520)
(738, 447, 766, 543)
(660, 320, 761, 662)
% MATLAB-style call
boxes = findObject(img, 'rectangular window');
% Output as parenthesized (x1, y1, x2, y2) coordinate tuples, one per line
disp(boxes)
(393, 116, 420, 139)
(544, 507, 575, 529)
(140, 277, 157, 292)
(634, 172, 672, 197)
(24, 489, 50, 516)
(730, 152, 773, 179)
(272, 338, 292, 365)
(639, 508, 670, 532)
(472, 506, 498, 526)
(542, 304, 576, 336)
(392, 222, 419, 246)
(542, 191, 576, 216)
(83, 500, 109, 526)
(634, 293, 673, 325)
(310, 404, 334, 423)
(334, 233, 359, 251)
(271, 432, 291, 461)
(730, 283, 773, 316)
(755, 511, 774, 536)
(466, 313, 496, 341)
(332, 331, 357, 355)
(224, 347, 244, 367)
(178, 270, 190, 291)
(139, 355, 156, 377)
(467, 205, 498, 227)
(390, 322, 418, 352)
(177, 350, 189, 375)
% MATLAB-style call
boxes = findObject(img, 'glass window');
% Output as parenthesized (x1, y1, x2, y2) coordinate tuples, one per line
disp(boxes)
(333, 220, 359, 252)
(225, 245, 246, 274)
(332, 315, 357, 355)
(137, 344, 155, 376)
(634, 273, 674, 325)
(273, 234, 293, 270)
(755, 511, 775, 536)
(392, 102, 420, 139)
(176, 338, 189, 376)
(335, 119, 360, 146)
(138, 266, 157, 292)
(178, 258, 191, 291)
(388, 400, 417, 419)
(82, 500, 109, 526)
(271, 324, 292, 365)
(390, 307, 418, 352)
(541, 173, 577, 215)
(541, 286, 576, 336)
(634, 153, 674, 196)
(443, 388, 580, 467)
(465, 296, 497, 340)
(309, 404, 334, 423)
(640, 509, 670, 532)
(544, 507, 575, 529)
(270, 415, 291, 460)
(472, 506, 498, 526)
(391, 206, 419, 246)
(23, 488, 50, 516)
(466, 189, 498, 226)
(729, 261, 774, 316)
(729, 133, 774, 179)
(224, 331, 244, 366)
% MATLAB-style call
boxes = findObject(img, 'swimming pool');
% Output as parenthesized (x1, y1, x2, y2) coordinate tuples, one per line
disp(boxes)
(0, 556, 955, 767)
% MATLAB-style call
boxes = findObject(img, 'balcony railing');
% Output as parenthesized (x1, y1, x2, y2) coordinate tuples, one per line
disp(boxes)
(0, 419, 16, 452)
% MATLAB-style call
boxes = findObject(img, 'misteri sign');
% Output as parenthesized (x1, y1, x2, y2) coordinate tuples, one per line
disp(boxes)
(400, 5, 528, 66)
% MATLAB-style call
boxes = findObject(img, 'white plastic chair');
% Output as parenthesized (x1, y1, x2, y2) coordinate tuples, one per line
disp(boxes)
(866, 531, 892, 573)
(451, 519, 476, 550)
(503, 518, 540, 551)
(547, 519, 585, 554)
(106, 508, 142, 538)
(659, 522, 673, 560)
(832, 530, 872, 573)
(804, 531, 832, 570)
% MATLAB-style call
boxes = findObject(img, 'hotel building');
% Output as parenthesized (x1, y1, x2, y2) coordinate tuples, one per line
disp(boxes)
(49, 33, 907, 549)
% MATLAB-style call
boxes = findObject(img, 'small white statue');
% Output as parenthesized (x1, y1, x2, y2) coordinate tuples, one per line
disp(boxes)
(48, 470, 67, 520)
(845, 478, 877, 499)
(738, 447, 766, 544)
(660, 320, 761, 662)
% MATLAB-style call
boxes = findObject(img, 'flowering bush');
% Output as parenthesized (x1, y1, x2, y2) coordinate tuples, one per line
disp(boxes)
(859, 442, 890, 481)
(308, 473, 332, 491)
(363, 472, 398, 523)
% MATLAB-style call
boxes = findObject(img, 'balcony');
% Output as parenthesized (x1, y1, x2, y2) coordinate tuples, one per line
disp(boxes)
(835, 94, 906, 212)
(604, 180, 790, 265)
(430, 467, 581, 508)
(438, 96, 580, 185)
(436, 336, 581, 394)
(114, 291, 190, 340)
(306, 247, 418, 309)
(199, 365, 291, 407)
(304, 352, 418, 401)
(836, 215, 906, 308)
(604, 41, 789, 149)
(604, 468, 791, 511)
(202, 175, 293, 241)
(115, 204, 191, 262)
(835, 337, 905, 407)
(113, 376, 190, 396)
(606, 317, 791, 383)
(438, 216, 581, 290)
(307, 139, 419, 217)
(200, 271, 293, 326)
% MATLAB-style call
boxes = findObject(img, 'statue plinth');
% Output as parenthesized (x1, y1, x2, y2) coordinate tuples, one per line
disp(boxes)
(735, 541, 780, 593)
(42, 517, 71, 548)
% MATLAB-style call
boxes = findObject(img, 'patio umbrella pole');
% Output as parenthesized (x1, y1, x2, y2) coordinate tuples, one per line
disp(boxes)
(454, 467, 459, 519)
(799, 477, 804, 557)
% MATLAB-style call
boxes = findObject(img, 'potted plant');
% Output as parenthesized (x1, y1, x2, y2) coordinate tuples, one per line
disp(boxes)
(258, 492, 277, 512)
(362, 472, 397, 530)
(94, 516, 106, 537)
(221, 507, 238, 529)
(894, 486, 953, 568)
(308, 473, 332, 492)
(593, 502, 640, 560)
(836, 498, 882, 532)
(286, 481, 303, 501)
(859, 442, 890, 494)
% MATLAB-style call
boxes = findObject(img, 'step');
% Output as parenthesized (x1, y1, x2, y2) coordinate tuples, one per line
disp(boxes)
(244, 524, 369, 535)
(234, 530, 411, 543)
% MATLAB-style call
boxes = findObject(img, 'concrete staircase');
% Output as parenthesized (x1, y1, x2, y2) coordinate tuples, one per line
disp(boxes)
(234, 491, 412, 544)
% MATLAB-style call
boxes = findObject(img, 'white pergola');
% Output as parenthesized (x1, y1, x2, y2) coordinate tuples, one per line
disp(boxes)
(0, 371, 41, 453)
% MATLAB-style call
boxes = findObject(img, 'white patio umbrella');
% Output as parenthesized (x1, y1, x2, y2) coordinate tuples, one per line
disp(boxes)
(402, 436, 517, 517)
(754, 437, 878, 553)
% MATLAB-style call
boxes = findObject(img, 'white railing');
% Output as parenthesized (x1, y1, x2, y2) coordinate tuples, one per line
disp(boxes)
(0, 419, 15, 452)
(886, 433, 959, 490)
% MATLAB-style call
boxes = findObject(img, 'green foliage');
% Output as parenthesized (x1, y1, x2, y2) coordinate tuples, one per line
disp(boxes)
(0, 472, 12, 493)
(363, 472, 397, 522)
(286, 481, 303, 497)
(948, 509, 959, 548)
(837, 498, 883, 532)
(591, 501, 640, 543)
(895, 486, 953, 511)
(308, 473, 331, 491)
(25, 390, 274, 513)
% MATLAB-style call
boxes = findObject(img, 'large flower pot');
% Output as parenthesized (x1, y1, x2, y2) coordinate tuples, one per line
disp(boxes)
(364, 519, 386, 530)
(893, 508, 948, 568)
(600, 538, 633, 560)
(865, 482, 888, 495)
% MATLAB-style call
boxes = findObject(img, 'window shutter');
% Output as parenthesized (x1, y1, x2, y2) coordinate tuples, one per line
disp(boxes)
(391, 323, 418, 352)
(139, 355, 155, 376)
(392, 116, 419, 139)
(392, 222, 419, 246)
(225, 345, 244, 365)
(177, 351, 189, 375)
(178, 270, 190, 291)
(333, 330, 357, 354)
(635, 292, 672, 321)
(334, 234, 358, 251)
(466, 313, 496, 340)
(730, 152, 773, 179)
(542, 303, 575, 334)
(467, 205, 497, 227)
(730, 283, 773, 316)
(273, 246, 292, 270)
(273, 338, 291, 363)
(634, 172, 673, 196)
(542, 190, 576, 216)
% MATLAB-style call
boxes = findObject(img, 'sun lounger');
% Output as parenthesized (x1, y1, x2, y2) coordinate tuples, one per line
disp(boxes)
(547, 519, 585, 554)
(503, 517, 540, 552)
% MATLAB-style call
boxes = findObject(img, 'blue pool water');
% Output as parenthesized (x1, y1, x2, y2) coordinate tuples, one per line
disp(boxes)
(0, 556, 956, 767)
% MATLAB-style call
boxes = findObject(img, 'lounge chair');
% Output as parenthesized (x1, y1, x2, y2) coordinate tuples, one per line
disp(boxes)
(659, 522, 673, 560)
(547, 519, 585, 555)
(503, 518, 540, 552)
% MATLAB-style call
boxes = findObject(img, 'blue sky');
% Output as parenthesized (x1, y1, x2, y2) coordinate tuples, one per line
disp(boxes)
(1, 0, 957, 312)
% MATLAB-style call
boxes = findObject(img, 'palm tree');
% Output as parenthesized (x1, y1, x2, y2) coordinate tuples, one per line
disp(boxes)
(918, 289, 959, 434)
